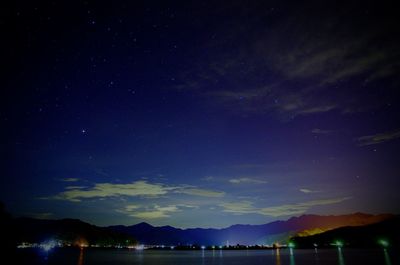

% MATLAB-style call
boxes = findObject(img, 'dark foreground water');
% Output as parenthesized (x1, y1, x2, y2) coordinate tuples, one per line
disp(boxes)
(13, 248, 397, 265)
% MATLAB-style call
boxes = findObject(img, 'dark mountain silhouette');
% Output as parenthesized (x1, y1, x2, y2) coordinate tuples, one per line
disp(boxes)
(109, 213, 392, 245)
(291, 215, 400, 248)
(10, 217, 136, 246)
(0, 201, 393, 248)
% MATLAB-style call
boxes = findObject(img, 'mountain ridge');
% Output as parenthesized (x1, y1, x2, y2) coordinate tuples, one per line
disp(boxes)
(111, 212, 392, 230)
(0, 202, 393, 247)
(4, 216, 137, 247)
(108, 213, 392, 245)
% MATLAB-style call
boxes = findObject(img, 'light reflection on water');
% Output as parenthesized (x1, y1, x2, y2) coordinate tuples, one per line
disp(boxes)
(314, 248, 320, 265)
(384, 249, 392, 265)
(77, 248, 84, 265)
(290, 254, 295, 265)
(289, 248, 295, 265)
(275, 248, 281, 265)
(21, 247, 395, 265)
(337, 247, 345, 265)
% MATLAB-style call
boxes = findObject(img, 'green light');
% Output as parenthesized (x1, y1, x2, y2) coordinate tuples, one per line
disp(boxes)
(334, 241, 343, 247)
(288, 242, 295, 248)
(378, 239, 389, 248)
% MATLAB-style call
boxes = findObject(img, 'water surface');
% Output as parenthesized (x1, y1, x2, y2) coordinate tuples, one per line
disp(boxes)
(14, 248, 396, 265)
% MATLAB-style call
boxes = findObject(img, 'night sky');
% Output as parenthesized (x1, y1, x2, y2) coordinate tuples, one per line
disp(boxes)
(1, 0, 400, 228)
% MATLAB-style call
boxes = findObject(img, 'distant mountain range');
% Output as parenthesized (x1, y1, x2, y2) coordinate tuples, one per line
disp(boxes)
(0, 201, 393, 247)
(291, 215, 400, 248)
(108, 213, 392, 245)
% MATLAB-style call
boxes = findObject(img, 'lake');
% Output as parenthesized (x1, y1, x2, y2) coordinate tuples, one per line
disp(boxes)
(13, 248, 396, 265)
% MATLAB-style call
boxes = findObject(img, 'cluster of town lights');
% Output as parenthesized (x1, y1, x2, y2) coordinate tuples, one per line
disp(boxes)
(17, 237, 391, 251)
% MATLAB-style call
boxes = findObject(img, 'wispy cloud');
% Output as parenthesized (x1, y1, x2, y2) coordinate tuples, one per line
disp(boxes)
(65, 186, 87, 190)
(59, 178, 79, 182)
(219, 201, 255, 215)
(220, 197, 351, 217)
(297, 105, 336, 115)
(177, 188, 225, 197)
(311, 128, 333, 134)
(299, 188, 320, 194)
(53, 181, 177, 202)
(259, 197, 351, 217)
(207, 87, 337, 119)
(229, 177, 267, 184)
(125, 205, 140, 211)
(174, 3, 398, 120)
(202, 176, 215, 182)
(357, 129, 400, 146)
(50, 180, 225, 202)
(28, 212, 54, 219)
(258, 197, 352, 217)
(123, 204, 180, 219)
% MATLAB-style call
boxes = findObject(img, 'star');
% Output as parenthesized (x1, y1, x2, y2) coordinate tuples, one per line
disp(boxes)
(3, 0, 399, 230)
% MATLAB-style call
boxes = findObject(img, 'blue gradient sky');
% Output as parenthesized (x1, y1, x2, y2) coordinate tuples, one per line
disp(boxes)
(1, 0, 400, 227)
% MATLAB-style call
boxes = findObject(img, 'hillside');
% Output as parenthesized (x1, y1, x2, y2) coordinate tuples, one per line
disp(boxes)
(291, 215, 400, 248)
(13, 217, 137, 246)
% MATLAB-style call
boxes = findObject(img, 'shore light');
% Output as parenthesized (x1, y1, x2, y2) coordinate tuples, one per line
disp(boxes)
(378, 239, 389, 248)
(332, 241, 343, 248)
